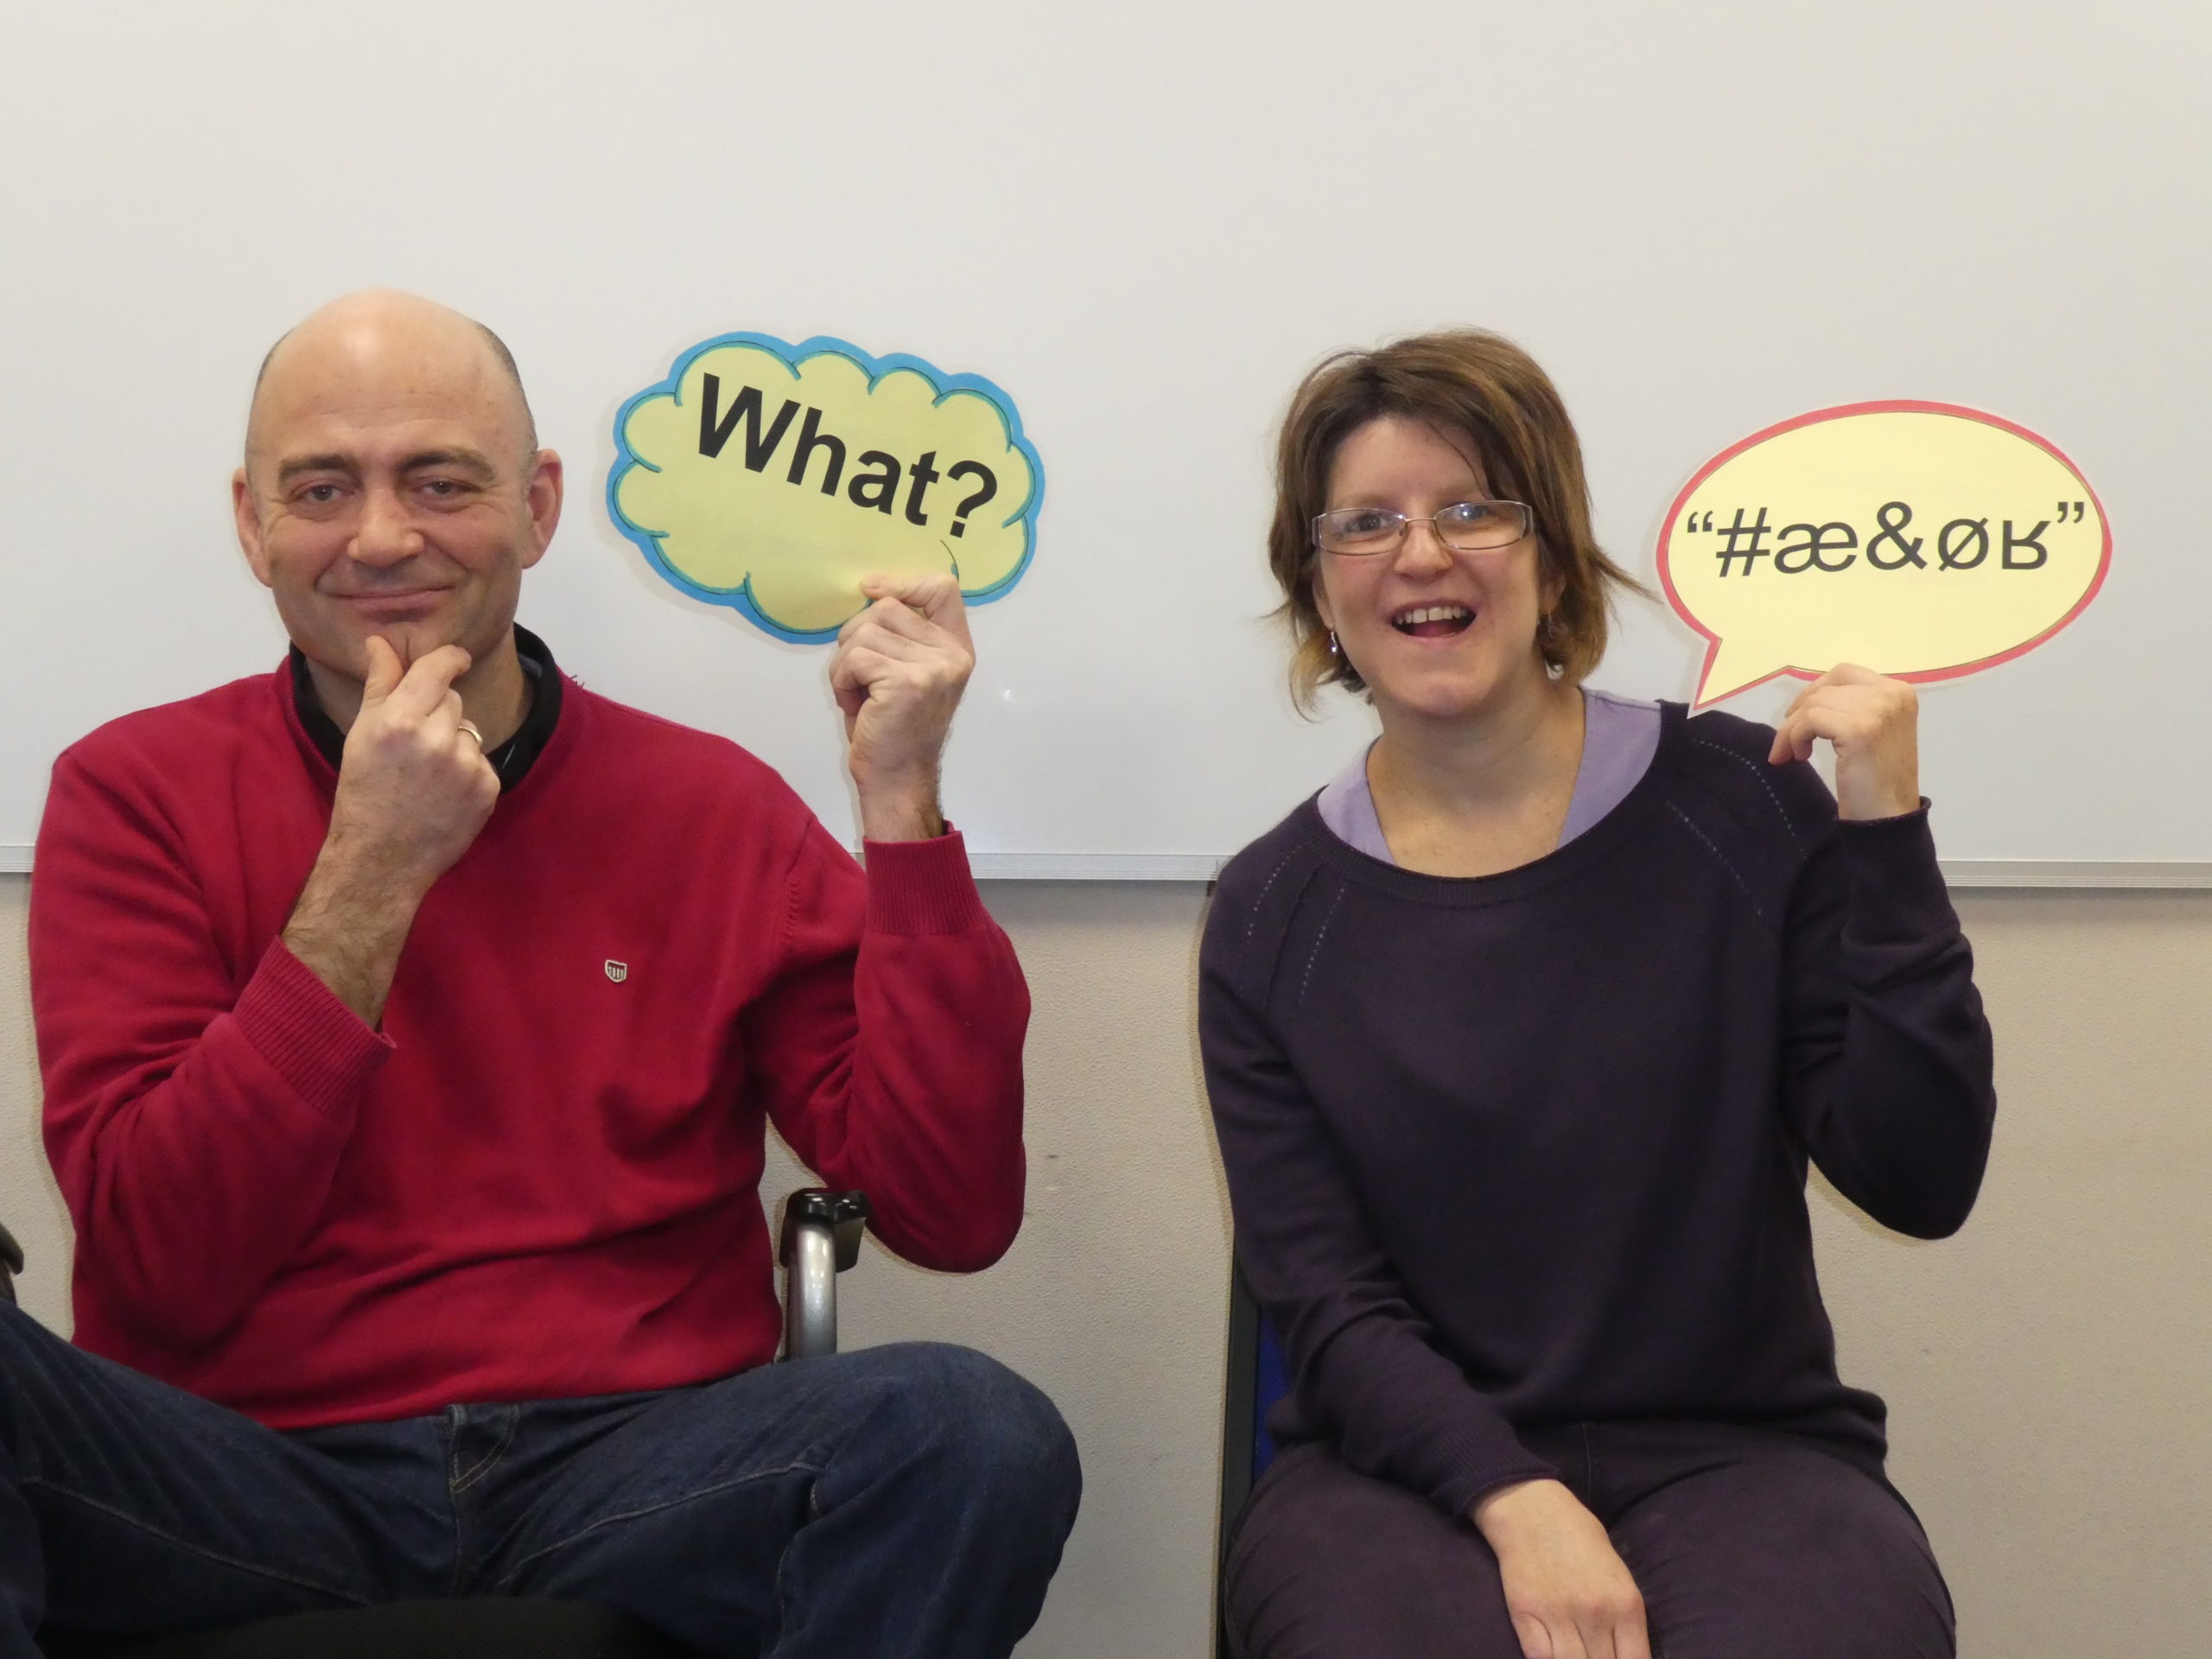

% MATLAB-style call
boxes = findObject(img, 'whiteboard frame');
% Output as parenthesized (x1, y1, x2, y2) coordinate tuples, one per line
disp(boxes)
(3, 842, 2209, 887)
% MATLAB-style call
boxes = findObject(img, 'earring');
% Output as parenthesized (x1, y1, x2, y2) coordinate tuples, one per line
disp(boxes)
(1326, 630, 1341, 659)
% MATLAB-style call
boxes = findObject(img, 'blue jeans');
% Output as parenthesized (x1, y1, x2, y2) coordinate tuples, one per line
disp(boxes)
(0, 1305, 1079, 1657)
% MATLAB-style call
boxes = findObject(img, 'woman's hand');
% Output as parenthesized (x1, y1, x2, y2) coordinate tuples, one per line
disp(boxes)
(1473, 1478, 1650, 1659)
(1768, 663, 1922, 821)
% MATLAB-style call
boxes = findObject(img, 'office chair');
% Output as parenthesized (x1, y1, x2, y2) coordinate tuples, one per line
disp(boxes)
(1214, 1255, 1292, 1659)
(0, 1223, 21, 1307)
(1, 1191, 870, 1659)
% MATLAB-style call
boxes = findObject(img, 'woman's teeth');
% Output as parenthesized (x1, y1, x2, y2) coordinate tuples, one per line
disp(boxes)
(1392, 604, 1473, 635)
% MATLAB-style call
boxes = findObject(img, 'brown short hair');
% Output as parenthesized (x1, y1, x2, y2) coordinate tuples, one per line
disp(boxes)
(1267, 329, 1649, 711)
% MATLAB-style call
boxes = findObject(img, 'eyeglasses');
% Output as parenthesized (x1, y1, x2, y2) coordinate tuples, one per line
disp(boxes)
(1312, 499, 1534, 556)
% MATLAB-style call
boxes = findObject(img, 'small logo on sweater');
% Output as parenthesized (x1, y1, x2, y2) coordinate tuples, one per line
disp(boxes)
(604, 960, 630, 984)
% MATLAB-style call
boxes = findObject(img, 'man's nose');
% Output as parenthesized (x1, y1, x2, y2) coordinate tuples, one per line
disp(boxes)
(349, 485, 423, 567)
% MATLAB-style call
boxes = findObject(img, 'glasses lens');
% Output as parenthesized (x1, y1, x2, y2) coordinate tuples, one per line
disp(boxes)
(1316, 508, 1406, 555)
(1434, 501, 1528, 550)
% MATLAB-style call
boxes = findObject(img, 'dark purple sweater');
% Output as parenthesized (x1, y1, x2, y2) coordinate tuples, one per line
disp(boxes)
(1201, 705, 1996, 1516)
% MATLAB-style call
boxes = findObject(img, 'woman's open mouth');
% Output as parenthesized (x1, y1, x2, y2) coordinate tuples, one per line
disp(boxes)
(1390, 603, 1474, 639)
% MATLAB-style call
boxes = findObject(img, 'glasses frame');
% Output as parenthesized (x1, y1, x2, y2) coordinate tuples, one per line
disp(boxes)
(1311, 499, 1535, 557)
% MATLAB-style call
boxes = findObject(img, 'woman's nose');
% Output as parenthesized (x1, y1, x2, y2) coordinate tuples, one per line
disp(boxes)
(1390, 517, 1457, 575)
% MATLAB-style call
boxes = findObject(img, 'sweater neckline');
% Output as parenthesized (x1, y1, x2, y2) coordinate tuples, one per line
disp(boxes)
(1292, 700, 1689, 907)
(285, 626, 566, 792)
(270, 634, 589, 832)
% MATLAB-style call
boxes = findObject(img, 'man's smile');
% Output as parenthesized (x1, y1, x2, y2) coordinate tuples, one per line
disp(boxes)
(333, 585, 453, 614)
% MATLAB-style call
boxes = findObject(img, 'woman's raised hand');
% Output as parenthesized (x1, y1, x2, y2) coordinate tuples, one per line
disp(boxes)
(1473, 1478, 1650, 1659)
(1768, 663, 1923, 821)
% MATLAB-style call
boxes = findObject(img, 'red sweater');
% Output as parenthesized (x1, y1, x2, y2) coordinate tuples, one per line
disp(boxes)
(29, 661, 1030, 1428)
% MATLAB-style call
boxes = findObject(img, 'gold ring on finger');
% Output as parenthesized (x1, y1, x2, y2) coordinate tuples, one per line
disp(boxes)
(458, 720, 485, 747)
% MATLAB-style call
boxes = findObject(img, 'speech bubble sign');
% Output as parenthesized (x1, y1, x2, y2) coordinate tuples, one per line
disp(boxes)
(607, 334, 1042, 642)
(1656, 402, 2109, 706)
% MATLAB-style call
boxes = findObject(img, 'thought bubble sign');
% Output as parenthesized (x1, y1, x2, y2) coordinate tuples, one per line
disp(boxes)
(607, 334, 1042, 641)
(1657, 402, 2109, 705)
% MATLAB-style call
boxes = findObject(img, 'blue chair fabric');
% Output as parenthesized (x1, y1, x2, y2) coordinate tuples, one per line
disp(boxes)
(1216, 1256, 1294, 1659)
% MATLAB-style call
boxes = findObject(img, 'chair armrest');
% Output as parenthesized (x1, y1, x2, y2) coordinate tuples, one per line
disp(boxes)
(777, 1189, 869, 1362)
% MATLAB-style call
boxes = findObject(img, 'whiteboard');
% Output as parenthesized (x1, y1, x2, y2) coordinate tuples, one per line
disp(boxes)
(3, 0, 2206, 879)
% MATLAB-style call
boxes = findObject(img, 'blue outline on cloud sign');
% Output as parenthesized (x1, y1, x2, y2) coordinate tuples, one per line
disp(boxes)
(606, 332, 1045, 644)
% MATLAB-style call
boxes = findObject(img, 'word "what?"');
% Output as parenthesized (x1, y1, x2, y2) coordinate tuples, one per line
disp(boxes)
(696, 374, 1000, 537)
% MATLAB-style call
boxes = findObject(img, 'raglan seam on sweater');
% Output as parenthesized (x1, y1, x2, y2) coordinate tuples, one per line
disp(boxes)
(54, 747, 209, 914)
(1244, 847, 1301, 942)
(1298, 881, 1348, 1005)
(1254, 861, 1324, 1013)
(765, 821, 810, 985)
(1665, 802, 1768, 926)
(1687, 737, 1804, 850)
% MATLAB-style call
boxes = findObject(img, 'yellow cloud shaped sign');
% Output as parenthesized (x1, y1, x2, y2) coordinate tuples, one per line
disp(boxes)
(1658, 403, 2109, 705)
(608, 334, 1041, 641)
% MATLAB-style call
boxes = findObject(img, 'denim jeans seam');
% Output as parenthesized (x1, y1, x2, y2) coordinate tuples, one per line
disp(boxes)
(486, 1459, 823, 1592)
(771, 1479, 825, 1645)
(22, 1475, 372, 1606)
(452, 1407, 520, 1495)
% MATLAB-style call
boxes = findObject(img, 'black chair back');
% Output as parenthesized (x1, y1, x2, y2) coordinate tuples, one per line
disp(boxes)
(0, 1221, 23, 1306)
(1216, 1257, 1294, 1659)
(41, 1599, 695, 1658)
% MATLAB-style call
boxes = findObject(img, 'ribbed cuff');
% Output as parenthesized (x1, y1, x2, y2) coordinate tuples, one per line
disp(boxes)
(861, 827, 990, 936)
(230, 939, 393, 1118)
(1838, 802, 1955, 941)
(1425, 1424, 1562, 1519)
(1448, 1454, 1569, 1522)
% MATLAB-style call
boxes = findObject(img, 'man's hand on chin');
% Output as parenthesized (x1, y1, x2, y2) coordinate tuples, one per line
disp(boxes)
(829, 573, 976, 843)
(283, 635, 502, 1024)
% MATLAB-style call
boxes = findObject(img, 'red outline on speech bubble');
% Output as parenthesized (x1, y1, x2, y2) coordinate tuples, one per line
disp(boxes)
(1656, 400, 2113, 708)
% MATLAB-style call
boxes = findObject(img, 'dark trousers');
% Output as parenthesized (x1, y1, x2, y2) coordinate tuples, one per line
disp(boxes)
(0, 1305, 1080, 1659)
(1227, 1421, 1952, 1659)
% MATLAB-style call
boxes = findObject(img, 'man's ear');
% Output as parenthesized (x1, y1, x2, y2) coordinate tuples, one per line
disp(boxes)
(520, 448, 563, 570)
(233, 467, 275, 588)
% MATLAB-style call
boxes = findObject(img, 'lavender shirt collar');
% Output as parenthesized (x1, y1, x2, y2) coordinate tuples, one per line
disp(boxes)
(1315, 688, 1663, 864)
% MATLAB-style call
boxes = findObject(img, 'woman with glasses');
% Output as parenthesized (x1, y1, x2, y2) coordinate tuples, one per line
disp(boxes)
(1202, 331, 1993, 1659)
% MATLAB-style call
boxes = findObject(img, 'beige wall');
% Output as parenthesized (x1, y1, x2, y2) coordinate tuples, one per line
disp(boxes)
(3, 874, 2207, 1655)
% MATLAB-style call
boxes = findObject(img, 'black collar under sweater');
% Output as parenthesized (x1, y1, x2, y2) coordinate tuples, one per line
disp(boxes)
(289, 626, 563, 791)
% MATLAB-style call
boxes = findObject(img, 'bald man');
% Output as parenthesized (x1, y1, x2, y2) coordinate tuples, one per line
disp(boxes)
(7, 293, 1077, 1658)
